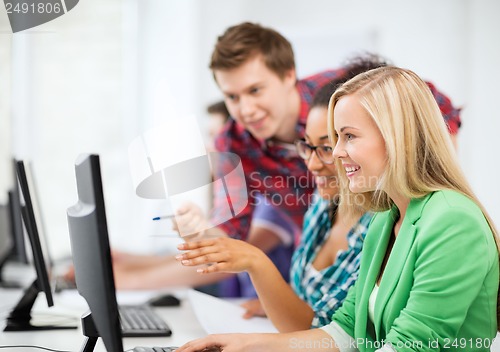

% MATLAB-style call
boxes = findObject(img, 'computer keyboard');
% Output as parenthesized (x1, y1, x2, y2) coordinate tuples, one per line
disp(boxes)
(132, 347, 177, 352)
(119, 304, 172, 337)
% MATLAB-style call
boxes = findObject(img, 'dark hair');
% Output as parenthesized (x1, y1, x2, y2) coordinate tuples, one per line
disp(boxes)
(311, 53, 390, 109)
(207, 100, 230, 122)
(210, 22, 295, 79)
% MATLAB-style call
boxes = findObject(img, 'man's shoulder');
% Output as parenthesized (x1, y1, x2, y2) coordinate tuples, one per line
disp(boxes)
(214, 118, 255, 153)
(299, 68, 346, 86)
(422, 80, 461, 134)
(296, 69, 347, 104)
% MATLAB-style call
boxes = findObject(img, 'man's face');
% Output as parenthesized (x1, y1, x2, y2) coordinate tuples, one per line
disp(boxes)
(214, 55, 296, 141)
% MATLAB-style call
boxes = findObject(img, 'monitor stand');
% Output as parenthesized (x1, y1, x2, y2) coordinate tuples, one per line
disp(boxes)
(80, 311, 99, 352)
(4, 279, 77, 331)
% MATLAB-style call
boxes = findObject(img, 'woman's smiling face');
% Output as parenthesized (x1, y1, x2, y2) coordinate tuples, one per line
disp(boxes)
(332, 94, 387, 194)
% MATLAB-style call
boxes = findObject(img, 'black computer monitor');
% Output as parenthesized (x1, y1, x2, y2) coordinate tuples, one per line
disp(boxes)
(67, 154, 123, 352)
(3, 160, 74, 331)
(0, 203, 14, 284)
(8, 158, 29, 264)
(67, 154, 175, 352)
(0, 159, 29, 287)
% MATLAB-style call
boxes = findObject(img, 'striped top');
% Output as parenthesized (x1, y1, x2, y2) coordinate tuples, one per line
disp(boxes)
(291, 193, 373, 328)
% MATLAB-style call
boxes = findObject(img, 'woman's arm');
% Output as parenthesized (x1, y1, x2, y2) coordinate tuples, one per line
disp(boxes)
(177, 238, 315, 331)
(176, 328, 339, 352)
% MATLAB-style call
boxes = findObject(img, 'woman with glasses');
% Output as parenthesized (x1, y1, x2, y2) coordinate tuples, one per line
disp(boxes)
(177, 57, 385, 332)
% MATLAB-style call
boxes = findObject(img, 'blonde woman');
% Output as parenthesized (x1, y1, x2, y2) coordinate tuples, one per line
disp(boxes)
(177, 66, 499, 351)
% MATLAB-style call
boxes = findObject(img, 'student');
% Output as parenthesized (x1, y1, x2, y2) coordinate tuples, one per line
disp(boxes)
(176, 66, 499, 352)
(175, 22, 341, 245)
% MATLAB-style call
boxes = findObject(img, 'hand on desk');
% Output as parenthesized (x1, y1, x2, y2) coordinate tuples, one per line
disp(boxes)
(176, 332, 293, 352)
(176, 333, 246, 352)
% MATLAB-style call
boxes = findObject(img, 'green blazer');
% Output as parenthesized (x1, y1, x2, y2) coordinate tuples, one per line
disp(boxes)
(332, 190, 498, 351)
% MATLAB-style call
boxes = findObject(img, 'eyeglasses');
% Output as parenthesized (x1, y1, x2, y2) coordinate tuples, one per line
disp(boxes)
(294, 139, 335, 164)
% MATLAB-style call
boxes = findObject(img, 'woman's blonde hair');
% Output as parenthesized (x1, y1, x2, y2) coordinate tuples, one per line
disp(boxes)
(327, 66, 500, 329)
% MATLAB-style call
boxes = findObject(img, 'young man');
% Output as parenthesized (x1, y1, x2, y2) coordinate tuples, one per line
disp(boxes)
(178, 23, 345, 248)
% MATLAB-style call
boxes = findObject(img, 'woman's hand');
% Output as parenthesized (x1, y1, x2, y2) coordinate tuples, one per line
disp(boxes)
(176, 237, 266, 274)
(176, 333, 267, 352)
(176, 331, 323, 352)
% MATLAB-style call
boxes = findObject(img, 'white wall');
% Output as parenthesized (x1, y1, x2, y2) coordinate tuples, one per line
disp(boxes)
(463, 0, 500, 224)
(1, 0, 499, 259)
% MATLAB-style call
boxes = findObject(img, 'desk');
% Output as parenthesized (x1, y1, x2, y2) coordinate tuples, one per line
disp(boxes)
(0, 288, 205, 351)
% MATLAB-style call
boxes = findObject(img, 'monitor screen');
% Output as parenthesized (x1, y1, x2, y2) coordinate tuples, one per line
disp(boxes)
(3, 160, 75, 331)
(8, 158, 29, 264)
(67, 154, 123, 352)
(16, 160, 53, 306)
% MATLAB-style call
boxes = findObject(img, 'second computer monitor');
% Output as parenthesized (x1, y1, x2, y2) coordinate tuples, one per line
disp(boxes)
(9, 158, 29, 264)
(67, 154, 123, 352)
(3, 160, 68, 331)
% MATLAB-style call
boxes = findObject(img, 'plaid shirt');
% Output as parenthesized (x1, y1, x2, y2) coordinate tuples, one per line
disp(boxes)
(211, 71, 461, 241)
(212, 70, 344, 240)
(291, 194, 373, 328)
(426, 81, 462, 134)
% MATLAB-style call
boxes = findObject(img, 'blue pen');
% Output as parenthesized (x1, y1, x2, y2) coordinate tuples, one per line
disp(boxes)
(152, 214, 176, 221)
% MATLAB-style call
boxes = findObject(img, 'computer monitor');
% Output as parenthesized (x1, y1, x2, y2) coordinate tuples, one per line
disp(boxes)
(0, 203, 14, 285)
(67, 154, 175, 352)
(67, 154, 124, 352)
(3, 160, 75, 331)
(0, 159, 30, 287)
(8, 158, 29, 264)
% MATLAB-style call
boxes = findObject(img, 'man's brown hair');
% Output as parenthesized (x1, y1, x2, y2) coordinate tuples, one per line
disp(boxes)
(210, 22, 295, 79)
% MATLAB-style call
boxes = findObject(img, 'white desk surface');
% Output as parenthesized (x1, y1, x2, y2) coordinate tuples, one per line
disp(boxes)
(0, 288, 205, 351)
